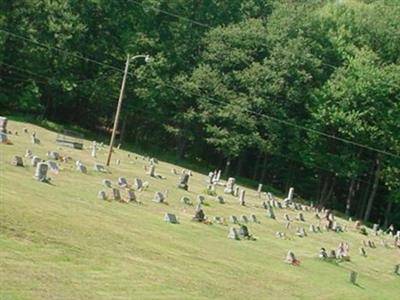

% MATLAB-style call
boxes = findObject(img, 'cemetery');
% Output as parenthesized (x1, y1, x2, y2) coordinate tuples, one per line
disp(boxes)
(0, 119, 399, 299)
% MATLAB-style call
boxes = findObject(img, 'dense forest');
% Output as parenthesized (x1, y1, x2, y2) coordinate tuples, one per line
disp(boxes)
(1, 0, 399, 228)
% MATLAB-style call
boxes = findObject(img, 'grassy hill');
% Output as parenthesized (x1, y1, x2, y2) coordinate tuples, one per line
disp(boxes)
(1, 120, 399, 300)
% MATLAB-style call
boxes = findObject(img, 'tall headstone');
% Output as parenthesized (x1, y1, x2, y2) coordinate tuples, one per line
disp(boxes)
(233, 186, 240, 197)
(257, 184, 263, 195)
(34, 162, 48, 182)
(215, 170, 221, 182)
(239, 189, 246, 206)
(283, 187, 294, 205)
(0, 116, 7, 133)
(224, 177, 235, 194)
(349, 271, 358, 284)
(147, 165, 156, 177)
(178, 173, 189, 190)
(91, 141, 97, 158)
(297, 213, 305, 222)
(134, 178, 143, 190)
(267, 204, 276, 219)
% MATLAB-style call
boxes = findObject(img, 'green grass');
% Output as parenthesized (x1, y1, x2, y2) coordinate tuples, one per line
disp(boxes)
(0, 120, 399, 300)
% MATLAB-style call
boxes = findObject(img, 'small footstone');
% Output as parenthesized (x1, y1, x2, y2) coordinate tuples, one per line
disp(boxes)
(11, 156, 24, 167)
(349, 271, 358, 284)
(97, 191, 107, 200)
(164, 213, 178, 224)
(103, 179, 112, 188)
(215, 195, 224, 204)
(31, 156, 41, 167)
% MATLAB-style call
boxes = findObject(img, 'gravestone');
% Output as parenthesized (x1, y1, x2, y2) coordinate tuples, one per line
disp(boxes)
(233, 186, 240, 197)
(180, 196, 192, 205)
(91, 141, 97, 158)
(178, 173, 190, 190)
(309, 224, 317, 233)
(349, 271, 358, 285)
(111, 188, 121, 201)
(207, 171, 214, 184)
(224, 177, 235, 194)
(47, 160, 60, 174)
(296, 228, 307, 238)
(11, 156, 24, 167)
(215, 195, 224, 204)
(126, 189, 136, 202)
(319, 248, 328, 259)
(284, 213, 291, 222)
(103, 179, 112, 188)
(31, 134, 40, 144)
(31, 156, 41, 167)
(394, 265, 400, 275)
(297, 213, 305, 222)
(97, 191, 107, 200)
(23, 128, 28, 133)
(171, 168, 178, 175)
(134, 178, 143, 190)
(48, 151, 60, 160)
(196, 195, 205, 204)
(25, 149, 33, 158)
(285, 221, 291, 229)
(93, 163, 106, 172)
(147, 165, 156, 177)
(153, 191, 165, 203)
(240, 215, 249, 223)
(267, 204, 275, 219)
(283, 187, 294, 205)
(239, 189, 246, 206)
(77, 164, 87, 174)
(276, 201, 283, 209)
(0, 132, 8, 143)
(373, 223, 379, 235)
(34, 162, 49, 182)
(213, 216, 222, 224)
(286, 251, 297, 264)
(0, 116, 7, 133)
(359, 247, 367, 257)
(164, 213, 178, 224)
(257, 184, 263, 195)
(193, 207, 205, 222)
(118, 177, 128, 188)
(229, 215, 238, 224)
(250, 214, 257, 223)
(215, 170, 221, 182)
(238, 225, 250, 239)
(228, 227, 240, 240)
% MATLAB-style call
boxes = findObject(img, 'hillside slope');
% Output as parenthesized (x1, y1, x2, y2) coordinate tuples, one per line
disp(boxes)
(0, 120, 399, 300)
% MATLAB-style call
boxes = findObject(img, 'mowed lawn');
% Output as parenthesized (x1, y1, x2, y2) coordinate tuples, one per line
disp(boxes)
(0, 120, 399, 300)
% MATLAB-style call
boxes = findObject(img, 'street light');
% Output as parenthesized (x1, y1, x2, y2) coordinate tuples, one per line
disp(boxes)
(106, 54, 150, 166)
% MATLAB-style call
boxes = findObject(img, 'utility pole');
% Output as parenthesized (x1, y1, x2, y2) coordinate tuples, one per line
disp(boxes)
(106, 54, 149, 166)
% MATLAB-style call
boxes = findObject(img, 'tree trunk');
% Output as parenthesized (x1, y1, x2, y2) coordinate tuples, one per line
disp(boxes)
(118, 115, 128, 145)
(252, 151, 262, 180)
(223, 157, 231, 179)
(363, 158, 381, 222)
(176, 134, 186, 159)
(235, 155, 244, 177)
(383, 199, 393, 228)
(319, 175, 330, 205)
(345, 177, 356, 216)
(357, 166, 374, 219)
(258, 153, 268, 183)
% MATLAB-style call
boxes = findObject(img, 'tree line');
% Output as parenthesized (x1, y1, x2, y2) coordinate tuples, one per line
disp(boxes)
(1, 0, 399, 228)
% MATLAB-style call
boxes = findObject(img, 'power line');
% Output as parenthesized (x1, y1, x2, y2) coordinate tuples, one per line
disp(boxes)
(1, 29, 399, 159)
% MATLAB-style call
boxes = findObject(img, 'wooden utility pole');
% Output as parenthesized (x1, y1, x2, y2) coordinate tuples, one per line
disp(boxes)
(106, 54, 149, 166)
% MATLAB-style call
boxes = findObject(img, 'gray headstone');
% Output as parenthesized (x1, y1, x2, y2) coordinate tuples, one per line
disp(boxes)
(48, 151, 60, 160)
(196, 195, 205, 204)
(359, 247, 367, 257)
(286, 250, 297, 264)
(250, 214, 257, 223)
(153, 191, 165, 203)
(267, 205, 275, 219)
(215, 195, 224, 204)
(239, 189, 246, 206)
(178, 173, 189, 190)
(31, 134, 40, 144)
(77, 164, 87, 173)
(34, 162, 48, 182)
(229, 215, 238, 224)
(349, 271, 358, 284)
(126, 189, 136, 202)
(118, 177, 128, 187)
(233, 186, 240, 197)
(309, 224, 317, 233)
(0, 132, 8, 143)
(147, 165, 156, 177)
(25, 149, 33, 158)
(97, 191, 107, 200)
(134, 178, 143, 190)
(240, 215, 249, 223)
(31, 156, 41, 167)
(228, 227, 240, 240)
(164, 213, 178, 224)
(394, 264, 400, 275)
(224, 177, 235, 194)
(297, 213, 305, 222)
(111, 188, 121, 201)
(103, 179, 112, 188)
(11, 156, 24, 167)
(180, 196, 192, 205)
(47, 160, 59, 174)
(93, 163, 106, 172)
(0, 116, 8, 133)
